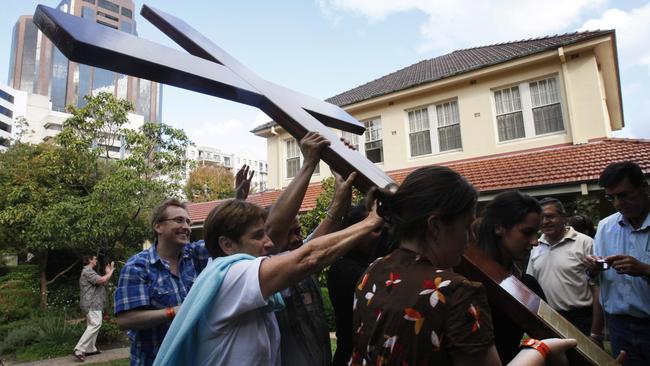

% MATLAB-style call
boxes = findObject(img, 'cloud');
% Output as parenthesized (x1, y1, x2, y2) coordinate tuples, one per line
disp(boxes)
(254, 111, 272, 126)
(319, 0, 606, 53)
(580, 4, 650, 73)
(185, 117, 267, 159)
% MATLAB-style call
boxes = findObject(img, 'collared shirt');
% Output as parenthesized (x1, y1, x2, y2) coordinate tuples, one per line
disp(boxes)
(594, 212, 650, 318)
(114, 241, 209, 366)
(79, 265, 107, 314)
(527, 226, 594, 311)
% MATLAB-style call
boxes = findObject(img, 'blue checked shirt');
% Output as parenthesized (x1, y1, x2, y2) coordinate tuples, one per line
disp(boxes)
(114, 241, 210, 366)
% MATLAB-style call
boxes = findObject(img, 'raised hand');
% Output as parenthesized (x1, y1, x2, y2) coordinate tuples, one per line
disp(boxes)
(235, 164, 255, 200)
(299, 132, 330, 168)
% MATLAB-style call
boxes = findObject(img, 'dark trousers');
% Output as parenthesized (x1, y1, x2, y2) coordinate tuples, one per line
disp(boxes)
(606, 313, 650, 366)
(559, 306, 592, 335)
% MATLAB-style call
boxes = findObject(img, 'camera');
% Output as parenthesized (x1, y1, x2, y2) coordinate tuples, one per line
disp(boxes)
(596, 259, 609, 270)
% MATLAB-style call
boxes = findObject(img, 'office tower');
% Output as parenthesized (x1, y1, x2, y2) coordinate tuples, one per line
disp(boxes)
(7, 0, 162, 123)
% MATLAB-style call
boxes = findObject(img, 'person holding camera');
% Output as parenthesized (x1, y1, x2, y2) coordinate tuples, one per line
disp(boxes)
(74, 255, 115, 362)
(586, 161, 650, 366)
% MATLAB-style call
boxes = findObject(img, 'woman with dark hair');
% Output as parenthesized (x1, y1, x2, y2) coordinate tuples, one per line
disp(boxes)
(351, 167, 575, 366)
(477, 190, 547, 363)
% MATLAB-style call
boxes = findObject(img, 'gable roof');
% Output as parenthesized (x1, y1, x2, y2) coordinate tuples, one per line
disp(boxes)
(251, 30, 614, 134)
(188, 138, 650, 224)
(326, 30, 613, 107)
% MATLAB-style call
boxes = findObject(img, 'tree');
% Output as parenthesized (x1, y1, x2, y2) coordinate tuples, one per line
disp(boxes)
(0, 92, 192, 307)
(184, 165, 235, 202)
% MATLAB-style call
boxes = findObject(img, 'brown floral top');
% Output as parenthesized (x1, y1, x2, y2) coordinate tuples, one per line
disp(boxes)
(350, 248, 494, 366)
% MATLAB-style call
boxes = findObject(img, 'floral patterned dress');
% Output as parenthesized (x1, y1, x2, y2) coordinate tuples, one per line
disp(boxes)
(350, 247, 494, 366)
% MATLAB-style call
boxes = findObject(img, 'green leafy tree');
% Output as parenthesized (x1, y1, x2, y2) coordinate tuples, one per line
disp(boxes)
(184, 165, 235, 202)
(298, 175, 364, 237)
(0, 93, 192, 307)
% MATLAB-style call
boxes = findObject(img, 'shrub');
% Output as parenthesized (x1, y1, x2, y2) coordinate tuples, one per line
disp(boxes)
(0, 323, 42, 355)
(0, 265, 39, 325)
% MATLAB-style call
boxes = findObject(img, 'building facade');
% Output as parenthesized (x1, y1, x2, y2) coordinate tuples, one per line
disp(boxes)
(0, 83, 17, 150)
(253, 31, 623, 192)
(186, 145, 268, 192)
(186, 30, 650, 228)
(7, 0, 162, 123)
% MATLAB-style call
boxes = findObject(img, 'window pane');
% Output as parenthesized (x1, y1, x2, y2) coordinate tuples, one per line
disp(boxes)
(409, 131, 432, 156)
(286, 157, 300, 178)
(438, 124, 462, 151)
(364, 118, 383, 163)
(92, 67, 115, 95)
(50, 47, 68, 112)
(533, 104, 564, 134)
(511, 87, 521, 110)
(98, 0, 119, 13)
(497, 112, 525, 141)
(365, 141, 383, 163)
(341, 131, 359, 150)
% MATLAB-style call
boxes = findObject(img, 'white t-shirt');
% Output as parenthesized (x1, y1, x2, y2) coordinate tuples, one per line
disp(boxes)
(196, 257, 281, 366)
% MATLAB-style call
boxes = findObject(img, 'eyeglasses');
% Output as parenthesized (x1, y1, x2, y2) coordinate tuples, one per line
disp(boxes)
(604, 191, 634, 202)
(160, 216, 192, 226)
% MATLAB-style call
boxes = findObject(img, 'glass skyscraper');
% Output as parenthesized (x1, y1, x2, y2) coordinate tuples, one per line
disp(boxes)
(7, 0, 162, 122)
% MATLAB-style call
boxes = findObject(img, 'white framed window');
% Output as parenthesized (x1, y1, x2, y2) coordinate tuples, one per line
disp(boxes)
(341, 130, 360, 150)
(364, 118, 383, 163)
(407, 100, 462, 157)
(494, 86, 525, 141)
(493, 75, 564, 142)
(285, 138, 300, 178)
(285, 138, 319, 179)
(530, 78, 563, 135)
(408, 108, 432, 156)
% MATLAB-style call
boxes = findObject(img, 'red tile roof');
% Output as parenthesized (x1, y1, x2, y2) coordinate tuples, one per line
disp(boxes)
(188, 138, 650, 224)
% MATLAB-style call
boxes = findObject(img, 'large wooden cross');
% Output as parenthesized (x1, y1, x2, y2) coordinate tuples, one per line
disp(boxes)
(34, 5, 615, 365)
(33, 4, 394, 192)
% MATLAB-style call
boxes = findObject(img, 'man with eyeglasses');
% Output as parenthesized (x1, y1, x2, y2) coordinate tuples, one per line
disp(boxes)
(586, 161, 650, 366)
(114, 198, 210, 366)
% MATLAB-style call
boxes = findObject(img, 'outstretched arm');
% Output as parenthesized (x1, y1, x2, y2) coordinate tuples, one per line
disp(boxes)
(259, 204, 381, 298)
(309, 170, 356, 240)
(265, 132, 329, 248)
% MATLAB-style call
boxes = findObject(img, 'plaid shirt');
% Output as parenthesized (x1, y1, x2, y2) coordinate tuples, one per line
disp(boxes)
(114, 241, 210, 366)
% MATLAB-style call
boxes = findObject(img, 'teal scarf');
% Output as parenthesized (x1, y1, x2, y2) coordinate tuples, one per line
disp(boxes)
(153, 254, 285, 366)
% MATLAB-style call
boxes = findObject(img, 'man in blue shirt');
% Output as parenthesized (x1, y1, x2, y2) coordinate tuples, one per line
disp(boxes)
(114, 198, 210, 366)
(587, 161, 650, 366)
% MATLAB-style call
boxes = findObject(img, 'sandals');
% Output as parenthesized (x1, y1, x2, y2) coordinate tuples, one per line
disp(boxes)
(73, 350, 85, 362)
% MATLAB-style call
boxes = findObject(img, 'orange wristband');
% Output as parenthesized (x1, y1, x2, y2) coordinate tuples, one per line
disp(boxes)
(521, 338, 550, 359)
(165, 307, 176, 319)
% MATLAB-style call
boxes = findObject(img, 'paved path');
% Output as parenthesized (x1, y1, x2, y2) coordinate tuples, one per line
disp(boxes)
(3, 347, 129, 366)
(4, 333, 337, 365)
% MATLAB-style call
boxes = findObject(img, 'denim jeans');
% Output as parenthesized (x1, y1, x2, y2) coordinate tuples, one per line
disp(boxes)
(606, 313, 650, 366)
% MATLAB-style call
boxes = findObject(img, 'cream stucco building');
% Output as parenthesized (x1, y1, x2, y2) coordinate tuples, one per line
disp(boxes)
(253, 30, 623, 191)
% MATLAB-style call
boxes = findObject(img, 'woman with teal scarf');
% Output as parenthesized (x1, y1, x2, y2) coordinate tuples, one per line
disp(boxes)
(154, 198, 383, 365)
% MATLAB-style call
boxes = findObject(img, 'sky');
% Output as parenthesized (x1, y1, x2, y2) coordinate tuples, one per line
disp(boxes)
(2, 0, 649, 161)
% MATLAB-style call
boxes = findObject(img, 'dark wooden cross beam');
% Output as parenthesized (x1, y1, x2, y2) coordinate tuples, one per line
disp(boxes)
(33, 4, 394, 191)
